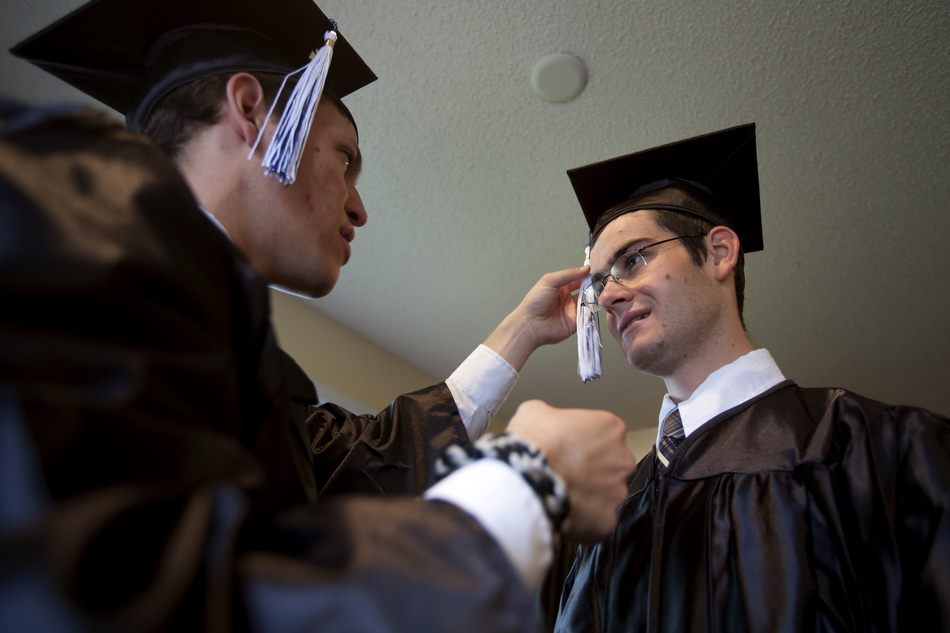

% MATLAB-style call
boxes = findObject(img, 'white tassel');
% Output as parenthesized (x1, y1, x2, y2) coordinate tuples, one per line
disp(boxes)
(248, 30, 338, 185)
(577, 245, 602, 382)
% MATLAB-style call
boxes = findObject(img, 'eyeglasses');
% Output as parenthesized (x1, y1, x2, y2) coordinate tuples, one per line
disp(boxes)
(582, 235, 707, 312)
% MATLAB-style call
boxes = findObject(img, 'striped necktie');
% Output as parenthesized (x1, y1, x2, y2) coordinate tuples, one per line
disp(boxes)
(656, 407, 685, 471)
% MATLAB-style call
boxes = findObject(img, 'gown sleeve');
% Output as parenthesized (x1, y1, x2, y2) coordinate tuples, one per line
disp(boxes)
(307, 385, 470, 497)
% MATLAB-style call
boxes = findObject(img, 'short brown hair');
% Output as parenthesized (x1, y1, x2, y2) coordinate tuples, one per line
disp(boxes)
(143, 73, 294, 160)
(647, 209, 747, 330)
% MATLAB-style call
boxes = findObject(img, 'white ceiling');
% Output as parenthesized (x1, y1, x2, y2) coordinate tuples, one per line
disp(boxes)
(4, 0, 949, 429)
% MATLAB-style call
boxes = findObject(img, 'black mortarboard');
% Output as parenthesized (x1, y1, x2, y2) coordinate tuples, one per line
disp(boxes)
(10, 0, 376, 132)
(567, 123, 763, 252)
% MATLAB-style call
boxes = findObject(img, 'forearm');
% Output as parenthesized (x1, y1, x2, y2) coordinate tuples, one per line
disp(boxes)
(482, 309, 541, 374)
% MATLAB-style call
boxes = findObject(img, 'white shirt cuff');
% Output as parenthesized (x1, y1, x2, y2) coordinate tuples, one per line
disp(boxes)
(446, 345, 519, 440)
(424, 458, 552, 591)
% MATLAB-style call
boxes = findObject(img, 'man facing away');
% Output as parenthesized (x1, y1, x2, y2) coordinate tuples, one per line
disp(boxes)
(553, 124, 950, 632)
(1, 0, 635, 630)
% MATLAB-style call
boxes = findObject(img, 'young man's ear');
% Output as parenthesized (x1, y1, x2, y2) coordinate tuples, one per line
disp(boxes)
(223, 73, 270, 151)
(707, 226, 741, 281)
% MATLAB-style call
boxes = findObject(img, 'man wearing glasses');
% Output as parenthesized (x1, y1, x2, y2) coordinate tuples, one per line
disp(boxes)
(552, 124, 950, 632)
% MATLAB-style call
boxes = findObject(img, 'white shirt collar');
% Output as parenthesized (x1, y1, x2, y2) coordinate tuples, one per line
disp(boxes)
(656, 348, 786, 446)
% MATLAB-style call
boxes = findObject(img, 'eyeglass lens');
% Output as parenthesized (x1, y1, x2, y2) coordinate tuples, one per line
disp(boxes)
(583, 235, 705, 311)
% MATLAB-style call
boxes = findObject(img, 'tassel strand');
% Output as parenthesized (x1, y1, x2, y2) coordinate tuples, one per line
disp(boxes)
(577, 245, 602, 382)
(249, 29, 338, 185)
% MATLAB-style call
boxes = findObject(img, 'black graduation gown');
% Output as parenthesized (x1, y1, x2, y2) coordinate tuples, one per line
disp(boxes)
(555, 381, 950, 633)
(0, 101, 538, 632)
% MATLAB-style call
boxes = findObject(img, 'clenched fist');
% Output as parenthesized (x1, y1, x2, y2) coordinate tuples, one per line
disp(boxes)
(507, 400, 637, 543)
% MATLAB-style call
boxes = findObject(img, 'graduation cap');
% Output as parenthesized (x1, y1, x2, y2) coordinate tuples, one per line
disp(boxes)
(11, 0, 376, 184)
(567, 123, 763, 252)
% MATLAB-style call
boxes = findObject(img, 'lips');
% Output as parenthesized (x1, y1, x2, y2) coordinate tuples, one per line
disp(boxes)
(617, 308, 650, 339)
(340, 226, 355, 264)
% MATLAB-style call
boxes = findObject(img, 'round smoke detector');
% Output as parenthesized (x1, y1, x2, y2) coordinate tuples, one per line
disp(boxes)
(531, 54, 587, 103)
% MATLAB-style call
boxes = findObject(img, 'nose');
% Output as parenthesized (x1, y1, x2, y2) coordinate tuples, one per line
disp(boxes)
(597, 276, 634, 315)
(346, 185, 367, 227)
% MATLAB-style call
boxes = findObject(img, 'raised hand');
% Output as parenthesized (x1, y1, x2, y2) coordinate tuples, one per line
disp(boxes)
(484, 266, 590, 372)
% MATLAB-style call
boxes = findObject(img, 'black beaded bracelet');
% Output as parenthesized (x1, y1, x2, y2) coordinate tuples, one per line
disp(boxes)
(434, 433, 571, 532)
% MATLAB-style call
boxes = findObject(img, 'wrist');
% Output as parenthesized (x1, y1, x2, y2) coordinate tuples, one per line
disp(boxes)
(483, 310, 538, 373)
(435, 433, 570, 532)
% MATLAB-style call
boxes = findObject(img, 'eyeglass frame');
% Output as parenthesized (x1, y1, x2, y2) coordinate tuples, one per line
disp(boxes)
(582, 234, 708, 312)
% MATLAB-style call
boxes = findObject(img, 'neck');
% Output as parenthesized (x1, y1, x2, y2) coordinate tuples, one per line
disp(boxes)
(174, 129, 253, 252)
(663, 323, 754, 404)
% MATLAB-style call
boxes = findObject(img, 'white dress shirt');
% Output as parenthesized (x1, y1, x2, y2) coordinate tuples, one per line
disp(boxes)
(656, 348, 787, 448)
(446, 344, 519, 440)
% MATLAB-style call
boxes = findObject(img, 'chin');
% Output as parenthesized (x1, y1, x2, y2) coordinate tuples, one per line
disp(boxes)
(271, 275, 337, 299)
(626, 341, 668, 377)
(274, 264, 340, 299)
